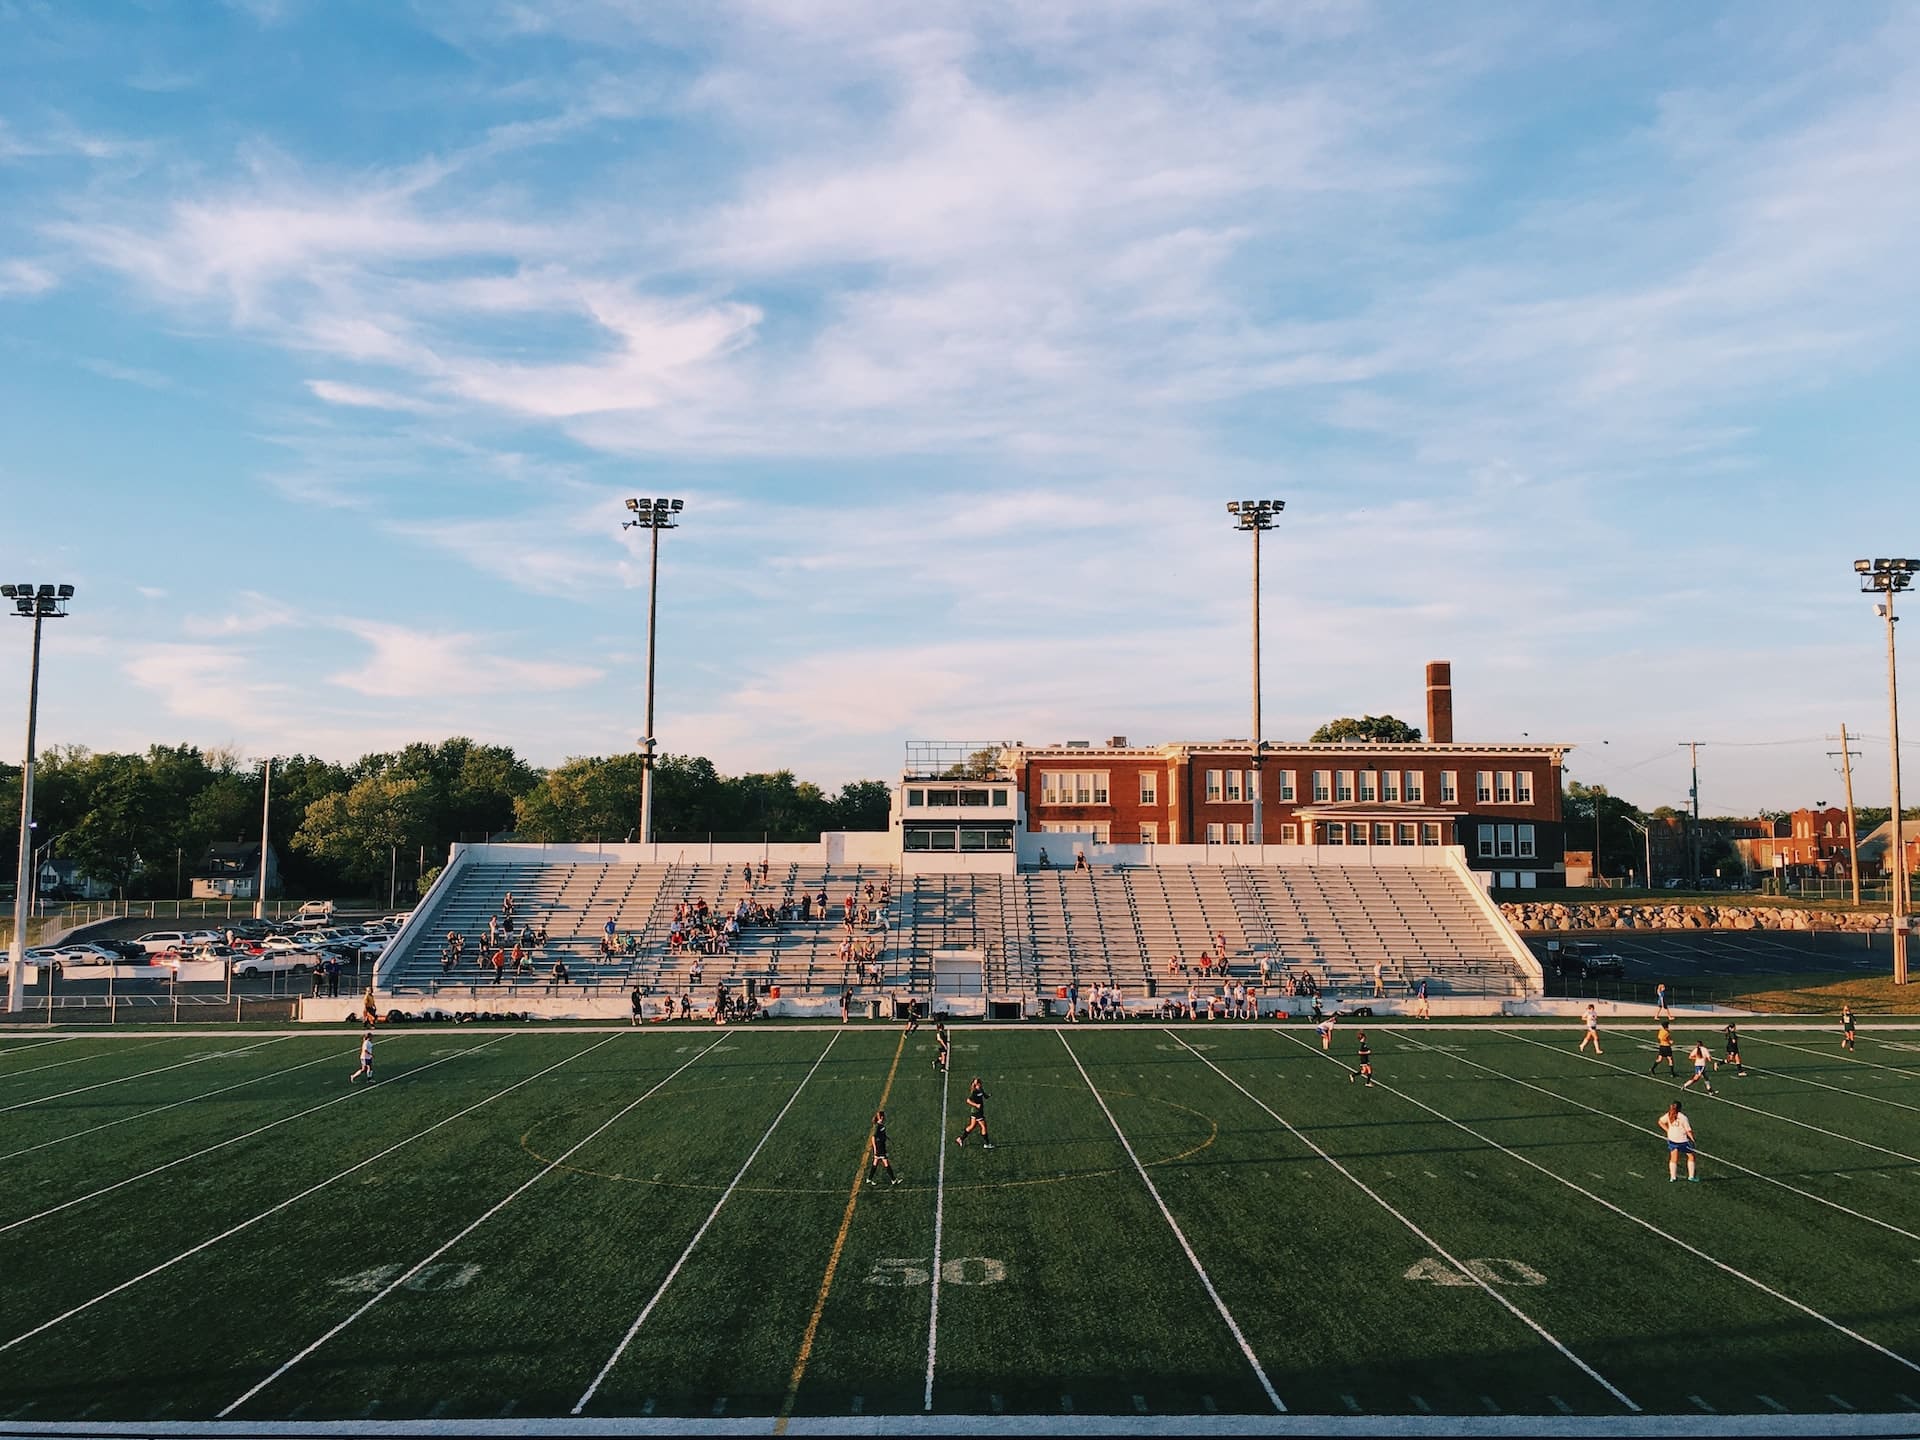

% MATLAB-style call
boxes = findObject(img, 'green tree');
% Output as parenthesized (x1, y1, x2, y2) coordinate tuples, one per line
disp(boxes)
(293, 773, 434, 888)
(514, 755, 648, 842)
(1309, 715, 1423, 743)
(62, 752, 165, 896)
(1563, 782, 1648, 880)
(831, 780, 893, 831)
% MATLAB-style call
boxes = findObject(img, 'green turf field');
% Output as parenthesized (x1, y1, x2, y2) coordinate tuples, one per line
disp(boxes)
(3, 1017, 1920, 1430)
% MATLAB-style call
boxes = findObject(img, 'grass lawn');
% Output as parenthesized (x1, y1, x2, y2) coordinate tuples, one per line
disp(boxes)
(3, 1020, 1920, 1429)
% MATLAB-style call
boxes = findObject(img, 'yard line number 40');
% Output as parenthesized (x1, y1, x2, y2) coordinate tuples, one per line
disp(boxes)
(867, 1257, 1006, 1286)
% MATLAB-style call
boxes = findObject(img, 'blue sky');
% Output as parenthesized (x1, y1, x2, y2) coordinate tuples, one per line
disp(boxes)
(2, 1, 1917, 816)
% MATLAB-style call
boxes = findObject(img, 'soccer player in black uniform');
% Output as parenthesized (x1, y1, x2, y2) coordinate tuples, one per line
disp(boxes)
(867, 1108, 901, 1185)
(904, 1003, 921, 1036)
(955, 1077, 992, 1148)
(1721, 1022, 1746, 1076)
(1349, 1032, 1374, 1086)
(932, 1021, 950, 1074)
(1842, 1004, 1857, 1052)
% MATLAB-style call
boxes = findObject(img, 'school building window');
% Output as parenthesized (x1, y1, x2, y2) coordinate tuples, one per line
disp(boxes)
(1373, 822, 1392, 846)
(1516, 771, 1534, 805)
(1281, 823, 1298, 844)
(1476, 771, 1493, 803)
(1205, 769, 1223, 802)
(1206, 823, 1224, 845)
(1335, 770, 1354, 802)
(1139, 773, 1158, 806)
(1477, 823, 1495, 857)
(1380, 771, 1399, 801)
(1518, 823, 1536, 858)
(1278, 770, 1296, 802)
(1497, 824, 1516, 857)
(1396, 822, 1417, 845)
(1495, 772, 1513, 804)
(1405, 770, 1424, 802)
(1325, 822, 1345, 845)
(1357, 770, 1377, 802)
(1439, 771, 1457, 804)
(1422, 822, 1444, 845)
(1140, 822, 1159, 844)
(1224, 770, 1242, 802)
(1040, 771, 1108, 805)
(1312, 770, 1331, 802)
(1226, 823, 1243, 843)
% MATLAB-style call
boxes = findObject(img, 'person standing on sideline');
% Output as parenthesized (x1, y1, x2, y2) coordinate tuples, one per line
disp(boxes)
(839, 989, 850, 1025)
(1682, 1040, 1716, 1094)
(867, 1108, 901, 1185)
(956, 1078, 992, 1148)
(1415, 978, 1430, 1019)
(1579, 1003, 1603, 1055)
(1722, 1022, 1746, 1076)
(630, 986, 644, 1026)
(1317, 1011, 1337, 1051)
(349, 1028, 374, 1083)
(1650, 1020, 1676, 1076)
(1842, 1004, 1857, 1052)
(361, 986, 379, 1025)
(1655, 981, 1669, 1019)
(1372, 962, 1385, 999)
(1658, 1100, 1698, 1182)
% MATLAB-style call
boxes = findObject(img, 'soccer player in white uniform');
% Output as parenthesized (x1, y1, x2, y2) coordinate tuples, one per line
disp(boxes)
(1681, 1041, 1715, 1094)
(1658, 1101, 1698, 1182)
(349, 1028, 374, 1083)
(1317, 1013, 1337, 1050)
(1578, 1003, 1602, 1055)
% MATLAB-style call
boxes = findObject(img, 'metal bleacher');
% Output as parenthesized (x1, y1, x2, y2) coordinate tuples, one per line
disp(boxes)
(383, 859, 675, 993)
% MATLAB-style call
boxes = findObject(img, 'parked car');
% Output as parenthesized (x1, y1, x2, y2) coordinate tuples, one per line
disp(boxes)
(1553, 941, 1627, 979)
(295, 900, 337, 921)
(133, 929, 222, 956)
(49, 943, 126, 971)
(231, 949, 315, 978)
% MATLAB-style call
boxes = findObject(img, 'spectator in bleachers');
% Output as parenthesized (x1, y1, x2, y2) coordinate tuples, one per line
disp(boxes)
(548, 959, 570, 992)
(490, 948, 505, 984)
(502, 892, 515, 922)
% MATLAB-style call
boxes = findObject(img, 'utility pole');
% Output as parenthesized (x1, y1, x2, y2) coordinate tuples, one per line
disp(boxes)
(1832, 725, 1862, 908)
(1678, 741, 1707, 886)
(1227, 500, 1283, 847)
(1855, 557, 1913, 985)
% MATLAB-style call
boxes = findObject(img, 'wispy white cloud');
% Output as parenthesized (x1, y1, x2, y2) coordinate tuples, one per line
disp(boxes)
(329, 619, 605, 698)
(0, 259, 57, 296)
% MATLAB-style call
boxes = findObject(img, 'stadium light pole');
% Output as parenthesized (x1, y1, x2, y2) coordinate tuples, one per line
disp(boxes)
(1856, 557, 1915, 984)
(624, 497, 685, 848)
(5, 583, 74, 1013)
(1227, 501, 1284, 847)
(255, 756, 275, 921)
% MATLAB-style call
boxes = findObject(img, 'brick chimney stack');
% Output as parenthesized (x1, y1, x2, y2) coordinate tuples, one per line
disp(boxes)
(1425, 661, 1453, 744)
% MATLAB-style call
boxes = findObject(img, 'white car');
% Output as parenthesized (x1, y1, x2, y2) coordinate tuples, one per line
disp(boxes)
(231, 949, 315, 978)
(294, 900, 337, 920)
(134, 930, 221, 956)
(50, 944, 126, 971)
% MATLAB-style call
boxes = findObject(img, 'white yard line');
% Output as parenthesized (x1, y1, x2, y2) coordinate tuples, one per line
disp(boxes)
(0, 1037, 172, 1085)
(0, 1036, 292, 1114)
(1169, 1033, 1637, 1414)
(0, 1042, 346, 1163)
(1748, 1031, 1920, 1083)
(1498, 1029, 1920, 1167)
(225, 1034, 733, 1420)
(0, 1035, 77, 1059)
(925, 1056, 951, 1413)
(572, 1031, 842, 1416)
(1275, 1030, 1920, 1381)
(0, 1036, 505, 1237)
(1389, 1030, 1920, 1247)
(1058, 1030, 1285, 1414)
(0, 1033, 593, 1360)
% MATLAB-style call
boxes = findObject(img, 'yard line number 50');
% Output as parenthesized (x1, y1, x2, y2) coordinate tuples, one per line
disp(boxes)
(866, 1257, 1006, 1287)
(1404, 1257, 1546, 1287)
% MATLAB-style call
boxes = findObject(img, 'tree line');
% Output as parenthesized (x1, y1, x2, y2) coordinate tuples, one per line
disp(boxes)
(0, 740, 892, 901)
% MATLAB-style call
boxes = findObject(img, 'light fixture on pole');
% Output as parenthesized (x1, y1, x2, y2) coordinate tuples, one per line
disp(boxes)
(623, 497, 685, 847)
(1226, 500, 1284, 847)
(1856, 557, 1915, 984)
(5, 582, 74, 1013)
